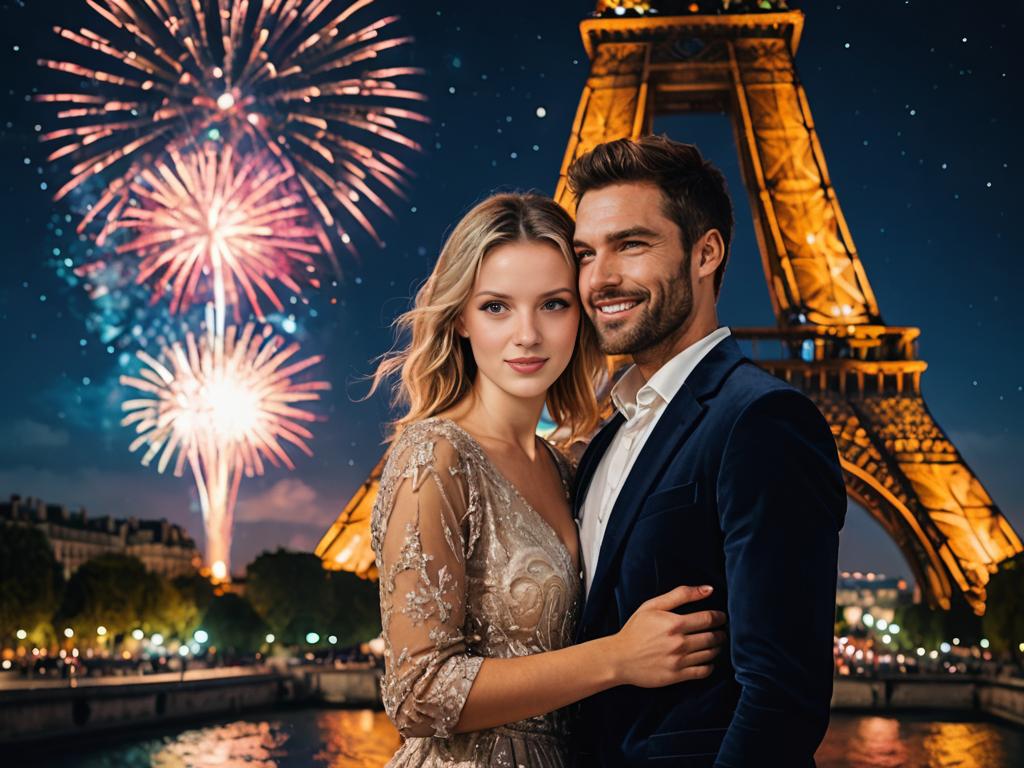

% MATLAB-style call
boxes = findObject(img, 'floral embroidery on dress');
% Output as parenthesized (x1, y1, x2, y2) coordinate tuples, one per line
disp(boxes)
(371, 418, 580, 766)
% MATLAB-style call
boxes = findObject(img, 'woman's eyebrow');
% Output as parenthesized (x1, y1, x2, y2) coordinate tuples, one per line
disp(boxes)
(473, 287, 574, 299)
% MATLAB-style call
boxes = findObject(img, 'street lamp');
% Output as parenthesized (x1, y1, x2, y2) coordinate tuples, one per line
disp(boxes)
(96, 626, 107, 637)
(265, 633, 275, 644)
(305, 632, 320, 644)
(328, 635, 338, 644)
(63, 627, 74, 639)
(15, 629, 27, 641)
(193, 630, 209, 644)
(151, 633, 164, 647)
(132, 629, 145, 641)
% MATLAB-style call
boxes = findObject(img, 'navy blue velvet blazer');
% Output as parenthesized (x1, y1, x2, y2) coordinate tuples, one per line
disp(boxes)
(570, 335, 846, 767)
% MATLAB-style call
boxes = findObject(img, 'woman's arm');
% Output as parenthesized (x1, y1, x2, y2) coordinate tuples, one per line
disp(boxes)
(456, 584, 726, 733)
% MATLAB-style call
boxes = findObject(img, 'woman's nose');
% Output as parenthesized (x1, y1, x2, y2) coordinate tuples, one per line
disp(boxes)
(514, 314, 541, 347)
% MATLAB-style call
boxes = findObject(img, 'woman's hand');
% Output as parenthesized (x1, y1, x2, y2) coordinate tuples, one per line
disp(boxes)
(606, 585, 728, 688)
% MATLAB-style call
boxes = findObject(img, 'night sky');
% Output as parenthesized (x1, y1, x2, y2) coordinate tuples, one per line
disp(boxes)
(0, 1, 1020, 583)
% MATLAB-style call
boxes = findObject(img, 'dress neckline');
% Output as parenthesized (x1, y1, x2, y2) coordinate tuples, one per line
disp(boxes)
(428, 417, 579, 574)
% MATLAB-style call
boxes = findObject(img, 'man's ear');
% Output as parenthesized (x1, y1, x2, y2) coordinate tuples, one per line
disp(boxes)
(696, 229, 725, 279)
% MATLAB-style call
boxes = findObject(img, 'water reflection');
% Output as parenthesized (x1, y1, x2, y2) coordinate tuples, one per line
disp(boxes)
(47, 709, 1024, 768)
(314, 710, 403, 768)
(52, 710, 401, 768)
(149, 720, 289, 768)
(818, 714, 1024, 767)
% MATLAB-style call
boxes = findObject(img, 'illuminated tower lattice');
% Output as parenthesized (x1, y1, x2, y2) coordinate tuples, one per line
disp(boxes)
(319, 1, 1021, 614)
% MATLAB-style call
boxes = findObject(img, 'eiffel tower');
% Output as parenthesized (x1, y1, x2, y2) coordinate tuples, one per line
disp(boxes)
(317, 0, 1021, 614)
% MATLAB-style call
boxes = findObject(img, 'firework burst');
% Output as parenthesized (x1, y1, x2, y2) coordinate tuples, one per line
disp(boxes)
(120, 316, 330, 578)
(98, 142, 320, 326)
(39, 0, 428, 259)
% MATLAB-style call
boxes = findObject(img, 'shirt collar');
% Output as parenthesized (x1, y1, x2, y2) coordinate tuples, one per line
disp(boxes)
(610, 326, 732, 421)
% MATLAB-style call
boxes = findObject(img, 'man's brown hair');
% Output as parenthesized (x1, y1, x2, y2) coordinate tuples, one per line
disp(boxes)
(567, 135, 734, 296)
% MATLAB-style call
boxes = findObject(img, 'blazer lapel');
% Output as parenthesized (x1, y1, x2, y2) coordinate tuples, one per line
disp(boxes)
(578, 335, 750, 636)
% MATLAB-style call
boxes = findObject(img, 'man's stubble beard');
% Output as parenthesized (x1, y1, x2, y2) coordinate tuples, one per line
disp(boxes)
(592, 258, 694, 357)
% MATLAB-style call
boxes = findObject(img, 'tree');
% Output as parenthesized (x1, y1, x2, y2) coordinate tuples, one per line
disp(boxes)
(982, 554, 1024, 660)
(56, 554, 151, 640)
(325, 570, 381, 647)
(894, 598, 982, 650)
(245, 549, 331, 645)
(0, 525, 63, 642)
(172, 572, 216, 616)
(201, 594, 267, 657)
(145, 574, 201, 640)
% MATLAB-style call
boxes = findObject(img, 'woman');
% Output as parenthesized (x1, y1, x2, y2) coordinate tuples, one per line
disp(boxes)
(369, 193, 724, 766)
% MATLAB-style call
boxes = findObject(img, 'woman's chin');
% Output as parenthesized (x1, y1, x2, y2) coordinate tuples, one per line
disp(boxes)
(494, 377, 557, 402)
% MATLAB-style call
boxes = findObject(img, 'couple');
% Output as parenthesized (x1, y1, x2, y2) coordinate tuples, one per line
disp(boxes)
(368, 136, 846, 767)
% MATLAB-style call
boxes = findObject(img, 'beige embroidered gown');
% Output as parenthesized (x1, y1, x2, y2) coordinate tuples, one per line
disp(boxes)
(370, 417, 580, 767)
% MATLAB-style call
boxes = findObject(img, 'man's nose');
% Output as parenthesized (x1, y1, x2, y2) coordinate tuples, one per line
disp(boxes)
(585, 252, 622, 295)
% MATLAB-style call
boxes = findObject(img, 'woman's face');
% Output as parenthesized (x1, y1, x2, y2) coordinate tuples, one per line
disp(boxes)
(458, 239, 580, 403)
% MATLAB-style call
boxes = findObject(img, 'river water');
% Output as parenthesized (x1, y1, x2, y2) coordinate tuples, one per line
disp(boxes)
(32, 709, 1024, 768)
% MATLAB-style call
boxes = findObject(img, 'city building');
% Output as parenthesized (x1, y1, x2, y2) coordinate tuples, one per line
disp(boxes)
(0, 494, 200, 579)
(836, 570, 915, 627)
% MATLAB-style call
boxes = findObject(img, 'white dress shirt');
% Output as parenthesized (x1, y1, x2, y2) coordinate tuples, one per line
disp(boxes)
(579, 326, 732, 596)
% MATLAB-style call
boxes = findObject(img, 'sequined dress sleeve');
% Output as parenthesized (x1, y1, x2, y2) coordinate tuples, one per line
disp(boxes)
(371, 423, 484, 739)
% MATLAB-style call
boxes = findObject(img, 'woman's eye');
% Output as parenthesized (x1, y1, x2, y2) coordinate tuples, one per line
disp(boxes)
(542, 299, 570, 311)
(481, 302, 507, 314)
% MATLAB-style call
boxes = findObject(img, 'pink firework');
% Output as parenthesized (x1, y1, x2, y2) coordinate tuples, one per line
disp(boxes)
(120, 319, 330, 579)
(39, 0, 428, 257)
(99, 142, 320, 322)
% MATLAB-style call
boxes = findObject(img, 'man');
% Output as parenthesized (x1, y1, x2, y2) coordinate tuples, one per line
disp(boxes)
(568, 135, 846, 767)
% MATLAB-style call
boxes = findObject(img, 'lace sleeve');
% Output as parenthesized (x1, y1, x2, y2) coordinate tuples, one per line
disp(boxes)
(371, 426, 484, 739)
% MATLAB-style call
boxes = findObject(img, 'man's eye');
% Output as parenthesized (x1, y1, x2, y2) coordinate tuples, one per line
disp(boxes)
(576, 250, 594, 262)
(622, 240, 645, 250)
(481, 302, 507, 314)
(542, 299, 570, 311)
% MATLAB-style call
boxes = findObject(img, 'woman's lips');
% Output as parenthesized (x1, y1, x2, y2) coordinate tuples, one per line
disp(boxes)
(505, 357, 548, 374)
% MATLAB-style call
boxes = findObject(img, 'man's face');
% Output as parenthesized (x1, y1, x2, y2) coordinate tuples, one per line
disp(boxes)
(574, 182, 694, 356)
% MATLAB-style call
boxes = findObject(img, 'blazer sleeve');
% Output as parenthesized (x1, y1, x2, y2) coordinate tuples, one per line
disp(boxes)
(714, 389, 846, 767)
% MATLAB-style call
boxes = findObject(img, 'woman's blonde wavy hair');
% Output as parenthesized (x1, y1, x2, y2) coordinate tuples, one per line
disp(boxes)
(370, 192, 605, 447)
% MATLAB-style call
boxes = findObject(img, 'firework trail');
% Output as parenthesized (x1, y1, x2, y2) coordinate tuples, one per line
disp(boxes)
(39, 0, 428, 261)
(120, 313, 329, 579)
